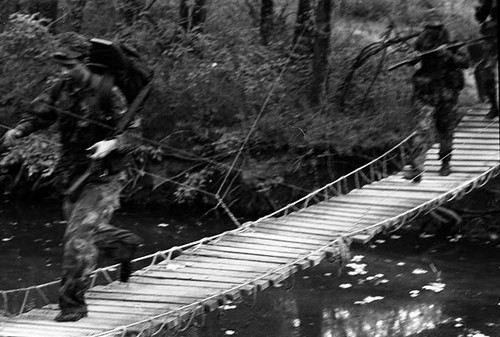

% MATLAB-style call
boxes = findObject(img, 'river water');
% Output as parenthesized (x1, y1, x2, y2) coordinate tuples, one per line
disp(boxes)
(0, 200, 499, 337)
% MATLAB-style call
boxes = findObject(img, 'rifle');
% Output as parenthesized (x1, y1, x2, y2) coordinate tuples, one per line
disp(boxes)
(64, 83, 152, 200)
(387, 35, 493, 71)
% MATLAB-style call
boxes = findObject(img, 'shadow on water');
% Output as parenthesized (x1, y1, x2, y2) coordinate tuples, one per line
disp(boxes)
(1, 200, 499, 336)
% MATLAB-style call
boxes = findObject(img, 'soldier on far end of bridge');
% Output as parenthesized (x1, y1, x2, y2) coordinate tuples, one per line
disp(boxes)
(403, 9, 469, 183)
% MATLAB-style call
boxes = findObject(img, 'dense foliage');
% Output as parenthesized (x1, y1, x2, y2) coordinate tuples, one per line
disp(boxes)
(0, 0, 482, 215)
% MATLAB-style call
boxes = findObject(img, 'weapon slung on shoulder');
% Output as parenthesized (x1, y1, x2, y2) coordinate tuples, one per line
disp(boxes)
(64, 82, 152, 200)
(387, 36, 493, 71)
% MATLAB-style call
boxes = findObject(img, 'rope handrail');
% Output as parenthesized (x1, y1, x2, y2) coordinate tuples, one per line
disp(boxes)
(254, 131, 417, 222)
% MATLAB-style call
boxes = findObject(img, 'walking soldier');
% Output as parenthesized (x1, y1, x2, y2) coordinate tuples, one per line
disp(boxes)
(403, 9, 469, 182)
(2, 34, 147, 322)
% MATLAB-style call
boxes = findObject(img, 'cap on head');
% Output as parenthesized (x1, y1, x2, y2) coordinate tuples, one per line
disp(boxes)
(423, 8, 444, 28)
(53, 32, 92, 66)
(51, 51, 82, 67)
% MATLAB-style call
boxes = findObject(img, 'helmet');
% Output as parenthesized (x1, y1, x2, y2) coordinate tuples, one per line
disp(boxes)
(423, 9, 444, 28)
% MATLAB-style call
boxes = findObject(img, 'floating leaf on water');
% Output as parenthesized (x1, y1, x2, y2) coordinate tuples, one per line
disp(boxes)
(449, 234, 463, 242)
(354, 296, 384, 304)
(412, 268, 428, 275)
(157, 223, 169, 227)
(419, 233, 435, 239)
(339, 283, 352, 289)
(422, 282, 445, 293)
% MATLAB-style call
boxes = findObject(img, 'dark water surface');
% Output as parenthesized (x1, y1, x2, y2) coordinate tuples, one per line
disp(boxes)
(0, 201, 499, 337)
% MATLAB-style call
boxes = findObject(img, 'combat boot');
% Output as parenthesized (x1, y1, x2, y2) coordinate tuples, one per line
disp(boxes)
(55, 311, 88, 322)
(485, 106, 498, 119)
(440, 161, 451, 176)
(403, 169, 422, 183)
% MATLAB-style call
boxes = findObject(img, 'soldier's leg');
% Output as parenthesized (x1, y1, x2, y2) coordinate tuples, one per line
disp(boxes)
(91, 173, 142, 282)
(56, 184, 102, 322)
(474, 61, 487, 103)
(404, 103, 434, 182)
(483, 58, 499, 119)
(435, 95, 460, 176)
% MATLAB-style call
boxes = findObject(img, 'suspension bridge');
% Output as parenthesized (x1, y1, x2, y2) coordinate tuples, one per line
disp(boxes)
(0, 105, 499, 337)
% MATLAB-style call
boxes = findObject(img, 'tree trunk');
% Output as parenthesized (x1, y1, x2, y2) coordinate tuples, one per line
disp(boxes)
(118, 0, 142, 26)
(293, 0, 313, 54)
(310, 0, 332, 106)
(66, 0, 87, 33)
(26, 0, 58, 22)
(179, 0, 207, 33)
(260, 0, 274, 45)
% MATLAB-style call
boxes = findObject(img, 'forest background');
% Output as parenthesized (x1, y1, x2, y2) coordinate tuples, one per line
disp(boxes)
(0, 0, 483, 217)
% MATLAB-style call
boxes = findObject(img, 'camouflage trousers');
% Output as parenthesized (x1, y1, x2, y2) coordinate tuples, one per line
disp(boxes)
(59, 172, 142, 314)
(408, 85, 461, 173)
(474, 47, 498, 111)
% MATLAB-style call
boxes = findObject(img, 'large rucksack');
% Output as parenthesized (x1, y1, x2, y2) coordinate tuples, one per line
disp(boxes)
(87, 37, 153, 104)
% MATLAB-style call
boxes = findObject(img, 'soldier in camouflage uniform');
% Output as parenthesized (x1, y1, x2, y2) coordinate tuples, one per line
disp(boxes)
(404, 10, 469, 182)
(474, 0, 498, 119)
(3, 38, 142, 322)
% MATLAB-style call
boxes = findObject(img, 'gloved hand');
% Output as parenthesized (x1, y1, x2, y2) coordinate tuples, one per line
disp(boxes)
(87, 139, 118, 159)
(2, 129, 23, 147)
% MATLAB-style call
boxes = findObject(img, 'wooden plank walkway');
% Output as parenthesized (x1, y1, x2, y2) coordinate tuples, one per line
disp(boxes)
(0, 107, 499, 337)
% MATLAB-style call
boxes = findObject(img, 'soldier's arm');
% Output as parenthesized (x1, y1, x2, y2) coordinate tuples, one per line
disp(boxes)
(15, 79, 64, 137)
(475, 0, 491, 23)
(87, 86, 142, 159)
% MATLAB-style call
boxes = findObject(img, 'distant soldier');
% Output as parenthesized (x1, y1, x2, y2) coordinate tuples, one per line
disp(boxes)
(474, 0, 498, 119)
(404, 9, 469, 182)
(2, 34, 144, 322)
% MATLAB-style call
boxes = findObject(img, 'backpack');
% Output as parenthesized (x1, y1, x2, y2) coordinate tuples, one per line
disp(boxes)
(87, 37, 153, 104)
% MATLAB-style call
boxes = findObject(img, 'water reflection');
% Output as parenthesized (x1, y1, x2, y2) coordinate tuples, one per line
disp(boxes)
(321, 303, 442, 337)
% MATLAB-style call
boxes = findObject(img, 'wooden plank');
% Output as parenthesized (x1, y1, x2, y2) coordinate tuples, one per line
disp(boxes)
(173, 255, 283, 270)
(85, 292, 199, 305)
(195, 244, 305, 259)
(293, 209, 389, 222)
(91, 283, 237, 299)
(313, 201, 410, 213)
(262, 217, 362, 231)
(186, 249, 293, 264)
(217, 235, 322, 251)
(136, 269, 261, 282)
(330, 196, 424, 208)
(237, 230, 332, 245)
(128, 276, 240, 289)
(206, 239, 313, 255)
(350, 188, 441, 199)
(257, 219, 356, 235)
(302, 207, 399, 220)
(251, 226, 348, 243)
